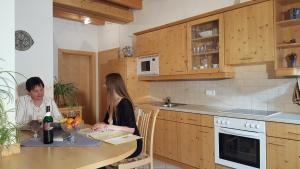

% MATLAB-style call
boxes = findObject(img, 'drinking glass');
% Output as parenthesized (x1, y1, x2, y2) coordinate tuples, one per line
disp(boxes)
(30, 120, 42, 139)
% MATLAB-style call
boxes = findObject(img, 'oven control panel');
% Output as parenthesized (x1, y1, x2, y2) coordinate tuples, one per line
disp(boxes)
(214, 116, 266, 133)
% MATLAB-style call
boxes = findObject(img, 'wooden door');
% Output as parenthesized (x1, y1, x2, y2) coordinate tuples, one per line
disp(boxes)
(58, 49, 96, 124)
(164, 120, 178, 160)
(200, 127, 215, 169)
(177, 123, 202, 168)
(159, 24, 187, 75)
(224, 1, 274, 65)
(135, 30, 160, 56)
(267, 137, 300, 169)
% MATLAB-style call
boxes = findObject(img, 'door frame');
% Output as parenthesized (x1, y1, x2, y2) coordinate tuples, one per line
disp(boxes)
(58, 48, 97, 124)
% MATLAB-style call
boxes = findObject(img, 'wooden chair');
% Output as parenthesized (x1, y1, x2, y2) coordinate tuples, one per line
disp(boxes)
(110, 104, 160, 169)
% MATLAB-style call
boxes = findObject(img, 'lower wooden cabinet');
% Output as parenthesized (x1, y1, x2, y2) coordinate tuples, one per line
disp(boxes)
(215, 164, 233, 169)
(154, 119, 178, 161)
(267, 122, 300, 169)
(177, 124, 215, 169)
(267, 136, 300, 169)
(154, 110, 215, 169)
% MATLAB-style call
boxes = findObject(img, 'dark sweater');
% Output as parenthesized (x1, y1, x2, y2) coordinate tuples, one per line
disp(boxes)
(104, 98, 142, 158)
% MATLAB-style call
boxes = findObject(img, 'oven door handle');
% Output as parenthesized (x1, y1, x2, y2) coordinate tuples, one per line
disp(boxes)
(219, 127, 260, 138)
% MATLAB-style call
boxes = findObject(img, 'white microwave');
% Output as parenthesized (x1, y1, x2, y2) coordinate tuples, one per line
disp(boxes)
(137, 55, 159, 76)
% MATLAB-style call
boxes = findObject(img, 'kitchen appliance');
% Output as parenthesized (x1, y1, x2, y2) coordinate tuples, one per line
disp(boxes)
(137, 54, 159, 76)
(215, 113, 270, 169)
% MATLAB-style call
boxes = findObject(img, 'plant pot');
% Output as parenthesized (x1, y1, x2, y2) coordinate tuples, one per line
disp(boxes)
(1, 143, 20, 157)
(55, 95, 65, 107)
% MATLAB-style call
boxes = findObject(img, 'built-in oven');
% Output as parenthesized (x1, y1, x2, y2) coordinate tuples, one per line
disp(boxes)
(214, 116, 266, 169)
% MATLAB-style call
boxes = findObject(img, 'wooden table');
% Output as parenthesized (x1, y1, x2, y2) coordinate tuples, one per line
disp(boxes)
(0, 131, 136, 169)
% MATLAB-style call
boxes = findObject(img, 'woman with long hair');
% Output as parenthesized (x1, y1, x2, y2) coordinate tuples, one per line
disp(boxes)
(92, 73, 142, 158)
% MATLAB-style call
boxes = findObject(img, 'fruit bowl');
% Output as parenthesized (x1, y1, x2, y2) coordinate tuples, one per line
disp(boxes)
(60, 116, 84, 143)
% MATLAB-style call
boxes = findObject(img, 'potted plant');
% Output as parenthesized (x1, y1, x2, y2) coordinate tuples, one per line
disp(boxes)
(0, 69, 23, 157)
(54, 78, 78, 108)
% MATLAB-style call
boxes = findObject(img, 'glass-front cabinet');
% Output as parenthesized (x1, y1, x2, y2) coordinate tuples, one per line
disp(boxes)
(275, 0, 300, 76)
(187, 14, 228, 74)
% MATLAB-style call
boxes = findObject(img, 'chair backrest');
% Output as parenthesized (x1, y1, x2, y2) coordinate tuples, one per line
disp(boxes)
(135, 104, 159, 157)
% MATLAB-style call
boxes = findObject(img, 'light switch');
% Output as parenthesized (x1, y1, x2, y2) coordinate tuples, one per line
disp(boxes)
(205, 89, 216, 96)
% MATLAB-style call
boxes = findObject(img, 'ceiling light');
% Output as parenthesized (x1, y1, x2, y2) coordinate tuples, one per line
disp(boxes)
(83, 17, 91, 24)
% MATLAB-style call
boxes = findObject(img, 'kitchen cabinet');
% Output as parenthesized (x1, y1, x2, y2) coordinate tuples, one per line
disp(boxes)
(187, 14, 231, 74)
(215, 164, 233, 169)
(267, 137, 300, 169)
(135, 30, 160, 56)
(153, 110, 215, 169)
(177, 124, 214, 169)
(159, 23, 187, 75)
(267, 122, 300, 169)
(224, 0, 274, 65)
(274, 0, 300, 76)
(153, 119, 178, 161)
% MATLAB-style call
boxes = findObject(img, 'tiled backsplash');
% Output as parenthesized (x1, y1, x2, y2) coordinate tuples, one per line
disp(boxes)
(149, 64, 300, 113)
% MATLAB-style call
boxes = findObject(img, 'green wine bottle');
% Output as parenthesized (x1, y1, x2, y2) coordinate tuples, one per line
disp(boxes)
(43, 106, 53, 144)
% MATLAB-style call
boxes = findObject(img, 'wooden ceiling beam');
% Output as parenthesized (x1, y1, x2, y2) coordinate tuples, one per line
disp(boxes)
(54, 7, 105, 25)
(53, 0, 133, 23)
(105, 0, 142, 9)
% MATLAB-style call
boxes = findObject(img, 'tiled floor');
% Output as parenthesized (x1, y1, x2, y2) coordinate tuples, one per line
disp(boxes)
(137, 158, 182, 169)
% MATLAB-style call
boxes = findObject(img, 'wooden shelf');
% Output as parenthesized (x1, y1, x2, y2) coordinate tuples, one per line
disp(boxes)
(277, 43, 300, 49)
(138, 72, 234, 81)
(192, 51, 219, 56)
(277, 0, 300, 5)
(192, 35, 219, 41)
(275, 68, 300, 77)
(277, 19, 300, 27)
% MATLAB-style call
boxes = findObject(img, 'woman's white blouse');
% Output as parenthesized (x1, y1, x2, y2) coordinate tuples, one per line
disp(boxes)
(16, 95, 62, 125)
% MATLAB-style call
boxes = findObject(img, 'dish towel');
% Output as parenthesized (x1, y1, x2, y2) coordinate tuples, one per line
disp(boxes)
(293, 79, 300, 105)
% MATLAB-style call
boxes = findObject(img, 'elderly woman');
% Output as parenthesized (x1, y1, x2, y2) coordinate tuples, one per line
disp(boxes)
(16, 77, 62, 126)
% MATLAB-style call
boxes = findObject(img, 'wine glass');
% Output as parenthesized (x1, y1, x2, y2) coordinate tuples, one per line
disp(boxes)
(29, 120, 42, 139)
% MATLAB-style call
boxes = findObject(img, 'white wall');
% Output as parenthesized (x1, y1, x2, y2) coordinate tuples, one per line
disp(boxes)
(53, 18, 99, 121)
(0, 0, 15, 121)
(53, 18, 99, 77)
(15, 0, 53, 97)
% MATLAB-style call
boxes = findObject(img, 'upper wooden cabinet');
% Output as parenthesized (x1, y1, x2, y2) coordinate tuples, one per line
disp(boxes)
(135, 30, 159, 56)
(159, 24, 187, 75)
(187, 14, 228, 74)
(224, 1, 274, 65)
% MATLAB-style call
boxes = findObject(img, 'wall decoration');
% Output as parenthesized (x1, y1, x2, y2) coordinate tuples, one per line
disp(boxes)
(121, 46, 133, 57)
(15, 30, 34, 51)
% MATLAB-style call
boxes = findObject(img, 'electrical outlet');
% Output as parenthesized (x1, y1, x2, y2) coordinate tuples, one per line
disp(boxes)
(205, 89, 216, 96)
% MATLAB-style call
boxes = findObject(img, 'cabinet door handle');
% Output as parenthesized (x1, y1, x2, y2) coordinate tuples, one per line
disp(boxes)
(240, 57, 253, 60)
(187, 118, 196, 121)
(288, 132, 300, 135)
(268, 143, 284, 147)
(175, 70, 184, 72)
(198, 130, 209, 133)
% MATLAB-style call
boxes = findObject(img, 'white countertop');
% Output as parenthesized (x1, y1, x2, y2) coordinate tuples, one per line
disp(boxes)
(142, 102, 300, 125)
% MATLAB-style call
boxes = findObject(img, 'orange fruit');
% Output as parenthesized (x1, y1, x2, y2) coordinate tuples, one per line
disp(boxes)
(74, 116, 82, 123)
(66, 118, 74, 124)
(67, 124, 72, 129)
